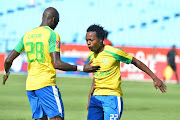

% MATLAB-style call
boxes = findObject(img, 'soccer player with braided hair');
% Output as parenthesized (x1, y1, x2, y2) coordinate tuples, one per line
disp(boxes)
(86, 24, 167, 120)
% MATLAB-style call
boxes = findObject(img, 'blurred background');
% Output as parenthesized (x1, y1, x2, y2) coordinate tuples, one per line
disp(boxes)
(0, 0, 180, 82)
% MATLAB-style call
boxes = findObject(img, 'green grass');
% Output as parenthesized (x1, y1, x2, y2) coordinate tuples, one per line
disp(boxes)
(0, 74, 180, 120)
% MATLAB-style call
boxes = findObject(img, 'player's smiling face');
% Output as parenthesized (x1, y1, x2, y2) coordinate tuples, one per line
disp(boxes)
(86, 31, 101, 52)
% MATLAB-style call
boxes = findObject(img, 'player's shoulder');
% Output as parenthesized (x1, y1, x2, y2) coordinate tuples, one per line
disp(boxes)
(104, 45, 122, 53)
(26, 27, 37, 34)
(43, 26, 56, 33)
(88, 51, 94, 57)
(54, 32, 60, 37)
(88, 51, 94, 61)
(23, 28, 35, 38)
(43, 27, 60, 38)
(105, 45, 114, 49)
(25, 26, 48, 34)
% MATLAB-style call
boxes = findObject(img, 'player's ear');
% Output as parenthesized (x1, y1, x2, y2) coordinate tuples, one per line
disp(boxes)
(52, 17, 55, 24)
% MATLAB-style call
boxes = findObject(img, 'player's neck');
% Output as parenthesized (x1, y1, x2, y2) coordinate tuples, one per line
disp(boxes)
(40, 22, 53, 29)
(95, 44, 104, 54)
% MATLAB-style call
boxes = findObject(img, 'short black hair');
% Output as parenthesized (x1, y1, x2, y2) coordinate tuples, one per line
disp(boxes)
(87, 24, 105, 40)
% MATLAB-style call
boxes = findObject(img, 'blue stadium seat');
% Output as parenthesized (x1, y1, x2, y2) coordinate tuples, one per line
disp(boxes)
(0, 0, 180, 52)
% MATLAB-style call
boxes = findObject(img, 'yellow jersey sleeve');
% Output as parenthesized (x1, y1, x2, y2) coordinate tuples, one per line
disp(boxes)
(14, 36, 25, 54)
(49, 31, 60, 53)
(104, 47, 133, 64)
(115, 48, 133, 64)
(55, 33, 61, 52)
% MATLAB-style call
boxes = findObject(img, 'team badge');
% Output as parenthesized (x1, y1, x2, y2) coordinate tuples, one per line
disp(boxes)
(102, 57, 110, 64)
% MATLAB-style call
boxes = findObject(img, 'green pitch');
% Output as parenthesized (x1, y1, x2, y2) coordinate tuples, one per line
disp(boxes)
(0, 74, 180, 120)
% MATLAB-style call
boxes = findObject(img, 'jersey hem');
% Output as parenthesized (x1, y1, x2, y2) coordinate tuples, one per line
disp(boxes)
(26, 84, 57, 91)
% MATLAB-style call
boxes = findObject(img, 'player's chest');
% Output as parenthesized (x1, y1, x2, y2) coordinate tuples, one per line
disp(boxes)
(92, 53, 116, 69)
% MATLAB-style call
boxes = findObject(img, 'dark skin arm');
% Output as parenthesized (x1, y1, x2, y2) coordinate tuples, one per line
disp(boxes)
(131, 57, 167, 93)
(50, 52, 100, 72)
(3, 50, 20, 85)
(50, 52, 76, 71)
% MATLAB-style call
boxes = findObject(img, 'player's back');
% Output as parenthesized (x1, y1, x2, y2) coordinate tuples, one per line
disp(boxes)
(22, 26, 60, 90)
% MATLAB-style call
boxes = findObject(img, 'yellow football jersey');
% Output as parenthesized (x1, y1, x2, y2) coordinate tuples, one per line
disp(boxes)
(14, 26, 60, 90)
(88, 45, 133, 97)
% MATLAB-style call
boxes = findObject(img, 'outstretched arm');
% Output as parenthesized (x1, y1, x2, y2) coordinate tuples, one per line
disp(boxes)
(3, 50, 20, 85)
(50, 52, 77, 71)
(50, 52, 100, 72)
(131, 57, 167, 93)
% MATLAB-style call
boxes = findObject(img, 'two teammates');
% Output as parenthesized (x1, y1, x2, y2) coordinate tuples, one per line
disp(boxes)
(2, 7, 167, 120)
(3, 7, 100, 120)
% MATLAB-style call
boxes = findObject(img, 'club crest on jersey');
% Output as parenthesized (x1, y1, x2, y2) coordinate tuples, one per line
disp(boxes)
(56, 41, 60, 49)
(102, 58, 110, 64)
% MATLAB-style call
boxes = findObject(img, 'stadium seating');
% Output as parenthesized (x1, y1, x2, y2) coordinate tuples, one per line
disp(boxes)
(0, 0, 180, 52)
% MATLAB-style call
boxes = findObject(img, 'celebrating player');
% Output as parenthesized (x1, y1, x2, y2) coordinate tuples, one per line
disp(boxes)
(2, 7, 100, 120)
(86, 24, 167, 120)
